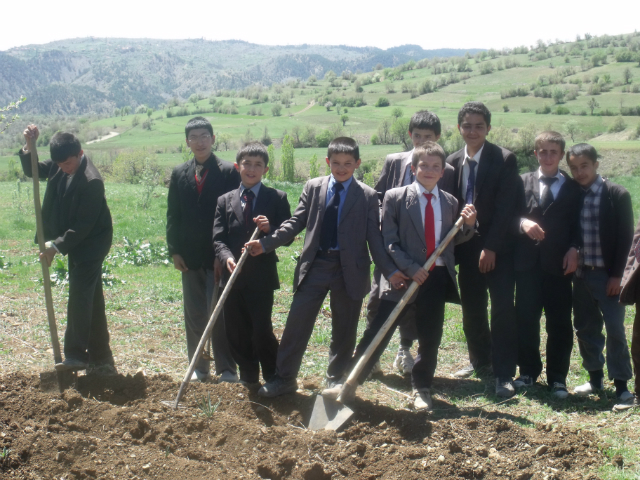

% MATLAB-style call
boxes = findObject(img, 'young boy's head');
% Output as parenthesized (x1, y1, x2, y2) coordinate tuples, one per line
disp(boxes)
(326, 137, 361, 183)
(185, 116, 214, 162)
(411, 141, 445, 191)
(566, 143, 599, 188)
(50, 132, 83, 175)
(457, 102, 491, 153)
(534, 131, 565, 177)
(235, 141, 269, 188)
(409, 110, 442, 147)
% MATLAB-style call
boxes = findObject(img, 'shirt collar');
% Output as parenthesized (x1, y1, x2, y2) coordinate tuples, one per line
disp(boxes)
(241, 182, 262, 197)
(586, 175, 603, 194)
(537, 167, 562, 180)
(415, 181, 440, 200)
(329, 174, 353, 192)
(463, 144, 484, 164)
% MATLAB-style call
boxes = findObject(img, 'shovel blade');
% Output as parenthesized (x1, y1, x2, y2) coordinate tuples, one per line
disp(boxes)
(308, 394, 353, 431)
(39, 370, 75, 393)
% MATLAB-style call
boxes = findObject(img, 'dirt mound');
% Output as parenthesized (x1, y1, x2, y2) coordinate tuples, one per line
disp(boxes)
(0, 372, 603, 479)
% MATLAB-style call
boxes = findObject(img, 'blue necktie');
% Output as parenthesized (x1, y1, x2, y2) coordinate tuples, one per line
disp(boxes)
(319, 183, 344, 250)
(465, 159, 477, 205)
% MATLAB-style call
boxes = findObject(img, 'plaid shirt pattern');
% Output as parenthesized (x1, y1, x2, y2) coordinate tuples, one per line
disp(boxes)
(577, 175, 605, 277)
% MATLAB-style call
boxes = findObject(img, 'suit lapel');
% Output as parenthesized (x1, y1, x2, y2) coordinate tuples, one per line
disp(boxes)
(63, 155, 88, 198)
(531, 171, 541, 207)
(451, 150, 465, 200)
(339, 180, 360, 224)
(406, 187, 427, 247)
(439, 192, 454, 241)
(231, 187, 244, 223)
(475, 142, 492, 196)
(316, 176, 330, 223)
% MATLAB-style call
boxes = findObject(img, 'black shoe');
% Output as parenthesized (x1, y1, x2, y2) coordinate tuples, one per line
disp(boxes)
(55, 358, 87, 371)
(513, 375, 535, 388)
(495, 378, 515, 398)
(87, 363, 118, 376)
(258, 375, 298, 397)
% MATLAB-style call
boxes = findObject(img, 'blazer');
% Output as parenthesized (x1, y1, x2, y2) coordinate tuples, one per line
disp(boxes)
(378, 185, 475, 303)
(261, 175, 397, 301)
(620, 218, 640, 305)
(596, 179, 634, 278)
(513, 170, 582, 276)
(19, 150, 112, 262)
(213, 184, 292, 291)
(166, 154, 240, 270)
(375, 150, 456, 203)
(447, 140, 522, 258)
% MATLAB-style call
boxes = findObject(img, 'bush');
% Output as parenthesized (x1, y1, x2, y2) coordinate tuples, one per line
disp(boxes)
(609, 115, 627, 133)
(535, 104, 552, 114)
(375, 97, 390, 107)
(112, 149, 161, 185)
(370, 134, 380, 145)
(316, 129, 333, 148)
(502, 104, 509, 112)
(555, 106, 570, 115)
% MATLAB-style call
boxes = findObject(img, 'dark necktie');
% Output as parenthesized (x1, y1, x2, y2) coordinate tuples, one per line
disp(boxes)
(319, 183, 344, 250)
(242, 189, 255, 232)
(465, 159, 477, 205)
(424, 193, 436, 271)
(540, 176, 558, 210)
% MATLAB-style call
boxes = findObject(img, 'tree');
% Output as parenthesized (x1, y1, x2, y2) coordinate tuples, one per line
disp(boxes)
(552, 88, 565, 104)
(271, 104, 282, 116)
(1, 96, 26, 134)
(391, 107, 403, 120)
(377, 119, 391, 144)
(146, 108, 154, 118)
(121, 106, 131, 119)
(608, 115, 627, 133)
(587, 97, 599, 115)
(623, 67, 633, 85)
(281, 135, 295, 182)
(325, 102, 333, 111)
(189, 94, 199, 105)
(261, 127, 272, 146)
(266, 144, 276, 180)
(565, 120, 581, 142)
(391, 118, 411, 150)
(375, 97, 390, 107)
(307, 74, 317, 85)
(340, 114, 349, 126)
(309, 153, 319, 179)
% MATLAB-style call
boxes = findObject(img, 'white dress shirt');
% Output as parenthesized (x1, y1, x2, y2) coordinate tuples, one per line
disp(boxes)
(537, 167, 565, 202)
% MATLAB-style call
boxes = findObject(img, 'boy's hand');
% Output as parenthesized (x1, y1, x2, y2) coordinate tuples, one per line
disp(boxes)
(522, 219, 545, 241)
(226, 258, 237, 273)
(412, 268, 429, 285)
(479, 249, 496, 273)
(563, 247, 578, 275)
(254, 215, 270, 234)
(388, 270, 410, 290)
(172, 254, 188, 272)
(461, 204, 477, 225)
(23, 124, 39, 152)
(606, 277, 622, 297)
(39, 246, 56, 267)
(213, 258, 223, 283)
(245, 240, 264, 256)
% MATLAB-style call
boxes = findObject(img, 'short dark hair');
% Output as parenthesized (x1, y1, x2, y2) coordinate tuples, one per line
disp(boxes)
(409, 110, 441, 136)
(412, 142, 446, 169)
(457, 101, 491, 126)
(535, 131, 566, 152)
(185, 116, 213, 139)
(236, 141, 269, 166)
(566, 143, 598, 164)
(327, 137, 360, 161)
(49, 132, 82, 163)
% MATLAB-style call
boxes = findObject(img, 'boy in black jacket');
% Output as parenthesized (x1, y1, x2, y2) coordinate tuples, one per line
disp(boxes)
(213, 142, 291, 385)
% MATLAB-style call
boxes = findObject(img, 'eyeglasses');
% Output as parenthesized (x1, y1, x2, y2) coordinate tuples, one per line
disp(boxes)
(187, 134, 212, 143)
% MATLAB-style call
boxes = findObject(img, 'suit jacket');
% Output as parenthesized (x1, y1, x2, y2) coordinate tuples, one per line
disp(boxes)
(597, 179, 634, 278)
(213, 184, 292, 291)
(620, 218, 640, 305)
(375, 150, 455, 203)
(166, 154, 240, 270)
(19, 150, 112, 262)
(447, 140, 522, 261)
(261, 175, 397, 301)
(514, 170, 582, 276)
(378, 185, 475, 303)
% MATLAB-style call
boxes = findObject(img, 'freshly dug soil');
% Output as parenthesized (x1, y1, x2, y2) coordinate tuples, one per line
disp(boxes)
(0, 372, 603, 479)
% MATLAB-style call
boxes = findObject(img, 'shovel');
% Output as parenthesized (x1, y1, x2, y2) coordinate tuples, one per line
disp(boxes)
(308, 216, 465, 430)
(26, 137, 75, 393)
(200, 280, 220, 362)
(172, 227, 260, 408)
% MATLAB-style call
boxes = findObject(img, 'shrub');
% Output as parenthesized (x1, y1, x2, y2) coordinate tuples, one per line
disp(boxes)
(316, 129, 333, 148)
(608, 115, 627, 133)
(555, 106, 570, 115)
(535, 104, 552, 114)
(375, 97, 390, 107)
(370, 134, 380, 145)
(502, 104, 509, 112)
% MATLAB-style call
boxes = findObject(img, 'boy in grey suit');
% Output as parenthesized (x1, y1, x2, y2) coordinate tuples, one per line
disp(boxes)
(246, 137, 406, 397)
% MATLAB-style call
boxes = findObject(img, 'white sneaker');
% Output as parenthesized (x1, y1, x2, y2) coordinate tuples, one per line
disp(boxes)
(551, 382, 569, 399)
(453, 364, 475, 378)
(573, 380, 603, 396)
(413, 389, 433, 411)
(219, 371, 239, 383)
(394, 348, 414, 375)
(191, 370, 211, 382)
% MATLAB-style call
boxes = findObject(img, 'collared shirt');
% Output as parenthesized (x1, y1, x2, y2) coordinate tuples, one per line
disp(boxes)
(461, 144, 484, 203)
(240, 182, 261, 210)
(415, 182, 444, 266)
(65, 155, 87, 189)
(537, 167, 565, 202)
(325, 175, 353, 251)
(402, 149, 415, 186)
(577, 175, 605, 276)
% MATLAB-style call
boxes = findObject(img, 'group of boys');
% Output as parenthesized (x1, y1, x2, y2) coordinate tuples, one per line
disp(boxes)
(18, 100, 640, 411)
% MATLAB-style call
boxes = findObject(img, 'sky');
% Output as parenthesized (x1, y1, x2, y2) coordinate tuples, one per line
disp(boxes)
(2, 0, 638, 52)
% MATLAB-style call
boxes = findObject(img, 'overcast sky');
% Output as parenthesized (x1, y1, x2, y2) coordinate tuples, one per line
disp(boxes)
(2, 0, 638, 52)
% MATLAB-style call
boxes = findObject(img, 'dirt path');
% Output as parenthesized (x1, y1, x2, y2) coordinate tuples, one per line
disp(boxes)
(87, 131, 120, 144)
(293, 100, 315, 116)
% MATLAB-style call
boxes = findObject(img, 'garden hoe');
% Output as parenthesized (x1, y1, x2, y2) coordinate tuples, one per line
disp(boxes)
(308, 217, 465, 431)
(170, 228, 260, 409)
(200, 280, 220, 362)
(27, 139, 75, 393)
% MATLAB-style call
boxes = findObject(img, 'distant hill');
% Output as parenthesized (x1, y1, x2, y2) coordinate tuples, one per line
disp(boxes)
(0, 38, 482, 115)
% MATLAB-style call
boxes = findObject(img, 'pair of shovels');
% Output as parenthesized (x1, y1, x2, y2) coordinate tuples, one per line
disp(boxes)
(308, 216, 465, 431)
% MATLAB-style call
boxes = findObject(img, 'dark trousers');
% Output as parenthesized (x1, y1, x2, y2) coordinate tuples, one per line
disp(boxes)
(224, 288, 278, 383)
(354, 267, 448, 390)
(515, 266, 574, 385)
(276, 253, 363, 382)
(458, 242, 517, 379)
(63, 255, 113, 365)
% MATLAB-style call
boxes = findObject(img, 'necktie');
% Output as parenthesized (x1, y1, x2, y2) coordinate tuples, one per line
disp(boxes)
(540, 176, 558, 210)
(195, 164, 205, 182)
(319, 183, 344, 250)
(465, 159, 477, 205)
(424, 193, 435, 272)
(242, 189, 255, 232)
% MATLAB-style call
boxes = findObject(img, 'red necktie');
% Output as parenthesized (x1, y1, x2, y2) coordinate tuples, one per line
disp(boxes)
(424, 193, 435, 272)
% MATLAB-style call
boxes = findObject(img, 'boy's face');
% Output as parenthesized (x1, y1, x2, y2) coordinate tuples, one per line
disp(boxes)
(186, 128, 215, 162)
(235, 155, 268, 188)
(56, 150, 83, 175)
(458, 113, 491, 152)
(567, 154, 599, 188)
(412, 154, 444, 191)
(535, 141, 564, 177)
(409, 128, 440, 148)
(326, 153, 361, 183)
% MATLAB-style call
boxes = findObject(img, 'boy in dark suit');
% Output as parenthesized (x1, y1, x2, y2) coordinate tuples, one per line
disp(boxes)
(447, 102, 522, 397)
(566, 144, 634, 404)
(213, 142, 291, 385)
(19, 126, 115, 374)
(369, 110, 455, 376)
(513, 131, 581, 398)
(166, 117, 239, 383)
(325, 142, 476, 410)
(245, 137, 405, 397)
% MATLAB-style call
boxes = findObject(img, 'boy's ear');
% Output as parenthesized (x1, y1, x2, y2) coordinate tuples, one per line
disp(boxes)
(325, 157, 330, 166)
(486, 125, 492, 134)
(355, 159, 361, 168)
(78, 149, 84, 158)
(594, 160, 599, 171)
(434, 134, 441, 142)
(263, 166, 269, 174)
(234, 163, 240, 172)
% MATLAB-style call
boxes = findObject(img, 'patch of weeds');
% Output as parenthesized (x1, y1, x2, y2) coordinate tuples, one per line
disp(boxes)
(0, 446, 10, 460)
(0, 255, 12, 270)
(101, 259, 121, 286)
(109, 237, 170, 266)
(197, 393, 220, 417)
(47, 257, 69, 287)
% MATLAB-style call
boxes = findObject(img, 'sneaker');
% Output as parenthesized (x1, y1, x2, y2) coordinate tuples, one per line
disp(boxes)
(613, 395, 639, 411)
(219, 371, 239, 383)
(413, 388, 433, 411)
(617, 390, 635, 405)
(86, 363, 118, 376)
(190, 370, 211, 382)
(394, 348, 415, 375)
(551, 382, 569, 399)
(495, 378, 515, 398)
(513, 375, 534, 388)
(369, 361, 383, 378)
(453, 364, 475, 378)
(54, 358, 87, 372)
(258, 375, 298, 397)
(573, 379, 604, 396)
